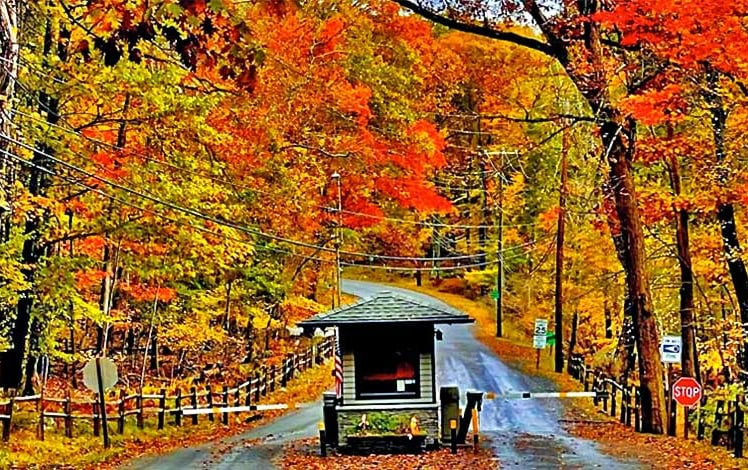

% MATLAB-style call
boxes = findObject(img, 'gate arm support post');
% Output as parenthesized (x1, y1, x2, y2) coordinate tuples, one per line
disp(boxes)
(457, 391, 483, 444)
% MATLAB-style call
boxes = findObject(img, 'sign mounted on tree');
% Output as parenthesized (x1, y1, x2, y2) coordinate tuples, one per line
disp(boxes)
(533, 319, 548, 349)
(659, 336, 682, 363)
(672, 377, 702, 408)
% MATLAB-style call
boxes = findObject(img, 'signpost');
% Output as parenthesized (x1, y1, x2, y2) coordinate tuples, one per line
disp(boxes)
(660, 336, 682, 364)
(671, 376, 702, 438)
(533, 319, 548, 369)
(83, 357, 118, 448)
(672, 377, 702, 408)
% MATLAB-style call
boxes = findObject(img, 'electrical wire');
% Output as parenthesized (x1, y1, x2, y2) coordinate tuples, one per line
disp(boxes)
(1, 133, 540, 263)
(1, 146, 549, 272)
(3, 65, 544, 234)
(11, 106, 536, 232)
(0, 146, 447, 269)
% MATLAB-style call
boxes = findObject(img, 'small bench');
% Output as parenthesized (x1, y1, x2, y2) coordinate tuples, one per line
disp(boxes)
(344, 434, 427, 454)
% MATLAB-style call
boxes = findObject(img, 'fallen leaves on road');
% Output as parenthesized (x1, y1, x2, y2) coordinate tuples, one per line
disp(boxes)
(281, 438, 499, 469)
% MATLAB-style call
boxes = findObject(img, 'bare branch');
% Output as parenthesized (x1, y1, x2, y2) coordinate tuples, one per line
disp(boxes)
(391, 0, 563, 61)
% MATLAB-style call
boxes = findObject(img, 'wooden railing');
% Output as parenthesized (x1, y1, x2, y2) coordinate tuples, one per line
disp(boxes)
(0, 338, 333, 442)
(568, 353, 746, 458)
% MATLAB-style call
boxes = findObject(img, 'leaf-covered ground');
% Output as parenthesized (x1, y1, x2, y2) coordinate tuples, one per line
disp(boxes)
(281, 438, 499, 469)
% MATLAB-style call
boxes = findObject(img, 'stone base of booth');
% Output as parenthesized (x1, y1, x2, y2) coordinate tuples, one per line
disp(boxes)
(337, 404, 439, 451)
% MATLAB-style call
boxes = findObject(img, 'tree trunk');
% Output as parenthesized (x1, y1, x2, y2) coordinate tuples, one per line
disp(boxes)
(666, 149, 699, 381)
(3, 19, 65, 392)
(149, 332, 158, 371)
(604, 302, 613, 339)
(566, 312, 578, 374)
(554, 123, 568, 373)
(390, 0, 666, 432)
(224, 280, 232, 332)
(602, 119, 666, 433)
(96, 242, 112, 353)
(704, 67, 748, 379)
(0, 0, 21, 386)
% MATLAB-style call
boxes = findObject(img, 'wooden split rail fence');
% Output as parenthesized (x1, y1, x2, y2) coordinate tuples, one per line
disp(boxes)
(568, 354, 746, 458)
(0, 338, 333, 442)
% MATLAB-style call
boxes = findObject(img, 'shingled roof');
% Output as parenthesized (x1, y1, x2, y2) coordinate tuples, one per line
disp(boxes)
(298, 291, 474, 328)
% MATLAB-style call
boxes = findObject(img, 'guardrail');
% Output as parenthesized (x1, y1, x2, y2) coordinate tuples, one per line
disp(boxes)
(567, 353, 745, 458)
(0, 338, 333, 442)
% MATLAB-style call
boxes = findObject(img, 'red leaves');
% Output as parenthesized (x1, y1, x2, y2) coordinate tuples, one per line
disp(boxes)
(619, 84, 688, 125)
(337, 83, 373, 126)
(593, 0, 748, 77)
(316, 16, 346, 56)
(75, 269, 107, 290)
(122, 284, 177, 303)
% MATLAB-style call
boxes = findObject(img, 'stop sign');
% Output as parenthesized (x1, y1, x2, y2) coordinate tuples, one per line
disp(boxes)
(672, 377, 702, 407)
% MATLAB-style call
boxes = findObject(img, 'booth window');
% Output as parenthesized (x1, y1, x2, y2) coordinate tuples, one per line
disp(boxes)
(356, 349, 420, 399)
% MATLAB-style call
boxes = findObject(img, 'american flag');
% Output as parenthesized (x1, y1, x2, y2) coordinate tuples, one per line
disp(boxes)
(334, 332, 343, 398)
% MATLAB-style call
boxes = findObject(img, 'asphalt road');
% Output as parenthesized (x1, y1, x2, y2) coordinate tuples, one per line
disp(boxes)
(124, 280, 642, 469)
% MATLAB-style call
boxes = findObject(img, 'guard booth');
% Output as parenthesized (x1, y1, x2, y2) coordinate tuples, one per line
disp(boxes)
(299, 291, 473, 451)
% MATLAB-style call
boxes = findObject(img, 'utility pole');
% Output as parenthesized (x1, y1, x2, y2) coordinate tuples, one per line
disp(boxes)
(554, 124, 569, 373)
(332, 172, 342, 309)
(495, 151, 504, 338)
(0, 0, 18, 387)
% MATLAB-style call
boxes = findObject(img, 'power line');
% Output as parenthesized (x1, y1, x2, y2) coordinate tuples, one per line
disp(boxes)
(2, 133, 539, 263)
(0, 149, 528, 271)
(11, 107, 534, 232)
(2, 146, 550, 272)
(10, 107, 541, 232)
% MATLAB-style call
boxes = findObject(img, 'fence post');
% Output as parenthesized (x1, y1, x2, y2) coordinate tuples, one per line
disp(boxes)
(191, 387, 198, 425)
(244, 382, 252, 407)
(610, 386, 617, 418)
(735, 398, 744, 458)
(93, 399, 101, 437)
(2, 398, 13, 442)
(634, 387, 641, 433)
(668, 394, 677, 437)
(281, 359, 289, 388)
(262, 367, 268, 397)
(38, 391, 45, 441)
(118, 389, 126, 434)
(601, 378, 608, 413)
(137, 389, 144, 429)
(207, 386, 214, 422)
(270, 365, 276, 393)
(624, 386, 632, 426)
(234, 384, 240, 408)
(254, 373, 261, 402)
(222, 386, 229, 425)
(287, 354, 295, 380)
(712, 400, 725, 446)
(584, 369, 590, 392)
(158, 388, 166, 430)
(175, 389, 183, 427)
(592, 373, 600, 406)
(728, 401, 736, 451)
(64, 392, 73, 438)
